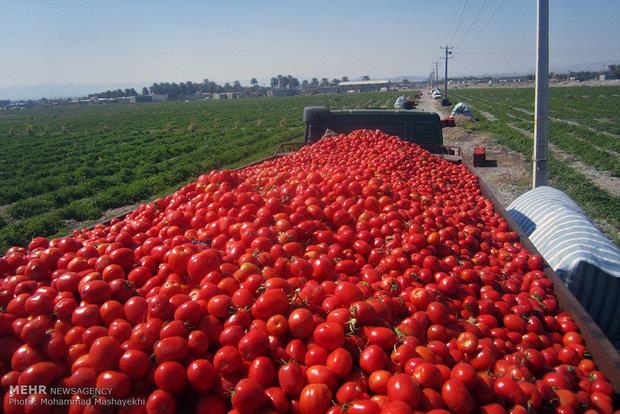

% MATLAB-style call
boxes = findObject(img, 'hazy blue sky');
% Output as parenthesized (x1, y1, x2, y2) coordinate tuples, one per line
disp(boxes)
(1, 0, 619, 90)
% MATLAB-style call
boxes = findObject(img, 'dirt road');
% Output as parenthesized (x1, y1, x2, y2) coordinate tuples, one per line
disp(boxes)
(416, 90, 531, 207)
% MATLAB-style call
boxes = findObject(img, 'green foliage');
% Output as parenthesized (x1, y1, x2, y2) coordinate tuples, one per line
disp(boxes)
(0, 92, 403, 250)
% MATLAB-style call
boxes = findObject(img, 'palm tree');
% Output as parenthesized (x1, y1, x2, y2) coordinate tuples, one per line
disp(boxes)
(233, 80, 242, 91)
(341, 76, 349, 83)
(331, 78, 339, 86)
(277, 74, 284, 88)
(270, 77, 278, 88)
(251, 78, 258, 88)
(280, 76, 289, 89)
(362, 75, 370, 81)
(185, 81, 196, 96)
(320, 78, 329, 86)
(310, 78, 319, 88)
(302, 80, 309, 89)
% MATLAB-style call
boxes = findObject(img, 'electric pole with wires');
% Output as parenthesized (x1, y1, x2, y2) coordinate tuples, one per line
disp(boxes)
(434, 61, 440, 88)
(440, 45, 453, 106)
(532, 0, 549, 187)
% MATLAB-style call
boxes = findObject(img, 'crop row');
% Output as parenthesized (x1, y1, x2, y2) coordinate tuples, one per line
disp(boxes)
(452, 86, 620, 135)
(452, 92, 620, 176)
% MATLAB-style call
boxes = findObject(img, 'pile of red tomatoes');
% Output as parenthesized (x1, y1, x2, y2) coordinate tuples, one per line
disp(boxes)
(0, 130, 616, 414)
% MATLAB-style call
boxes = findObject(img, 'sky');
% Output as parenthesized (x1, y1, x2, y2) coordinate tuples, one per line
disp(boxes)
(1, 0, 619, 98)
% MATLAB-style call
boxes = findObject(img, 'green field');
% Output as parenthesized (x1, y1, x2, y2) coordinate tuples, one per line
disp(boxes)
(450, 85, 620, 243)
(0, 92, 405, 250)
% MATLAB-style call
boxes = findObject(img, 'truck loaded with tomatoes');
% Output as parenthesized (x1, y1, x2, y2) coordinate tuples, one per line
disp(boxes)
(0, 121, 618, 413)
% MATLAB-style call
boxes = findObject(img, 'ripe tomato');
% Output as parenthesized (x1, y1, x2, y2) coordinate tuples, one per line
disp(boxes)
(299, 383, 332, 414)
(248, 356, 276, 389)
(232, 378, 266, 414)
(154, 336, 189, 362)
(213, 345, 242, 375)
(326, 347, 353, 379)
(313, 322, 345, 351)
(359, 344, 388, 373)
(154, 361, 187, 394)
(279, 362, 306, 397)
(95, 370, 131, 398)
(187, 249, 220, 285)
(89, 336, 121, 373)
(441, 379, 476, 414)
(119, 349, 150, 379)
(146, 390, 175, 414)
(387, 373, 422, 408)
(368, 370, 391, 394)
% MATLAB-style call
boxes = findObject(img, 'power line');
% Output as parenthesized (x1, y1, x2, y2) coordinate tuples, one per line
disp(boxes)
(450, 0, 470, 45)
(447, 1, 465, 44)
(462, 0, 505, 51)
(440, 45, 454, 106)
(457, 49, 619, 55)
(456, 0, 488, 49)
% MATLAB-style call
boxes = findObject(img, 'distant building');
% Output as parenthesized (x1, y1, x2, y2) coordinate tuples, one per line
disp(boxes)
(129, 94, 168, 103)
(267, 89, 300, 97)
(193, 92, 213, 100)
(337, 80, 390, 93)
(599, 74, 617, 80)
(213, 92, 242, 100)
(151, 94, 168, 102)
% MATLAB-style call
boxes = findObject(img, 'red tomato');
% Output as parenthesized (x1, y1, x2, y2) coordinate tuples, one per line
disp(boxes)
(359, 344, 388, 373)
(278, 362, 306, 397)
(326, 347, 353, 379)
(95, 370, 131, 398)
(154, 361, 187, 394)
(299, 383, 332, 414)
(187, 249, 220, 285)
(313, 322, 345, 351)
(387, 373, 422, 408)
(88, 336, 121, 373)
(232, 378, 267, 414)
(146, 390, 175, 414)
(187, 359, 216, 392)
(165, 245, 193, 275)
(441, 379, 476, 414)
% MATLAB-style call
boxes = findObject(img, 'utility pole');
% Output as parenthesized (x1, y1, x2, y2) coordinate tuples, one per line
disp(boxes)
(433, 61, 439, 88)
(440, 45, 453, 106)
(532, 0, 549, 188)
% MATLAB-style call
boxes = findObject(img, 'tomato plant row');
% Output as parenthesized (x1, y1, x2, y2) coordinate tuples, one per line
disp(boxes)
(451, 86, 620, 136)
(0, 129, 615, 413)
(450, 90, 620, 176)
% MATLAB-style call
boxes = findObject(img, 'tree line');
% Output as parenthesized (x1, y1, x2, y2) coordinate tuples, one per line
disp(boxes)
(87, 74, 374, 101)
(88, 88, 139, 99)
